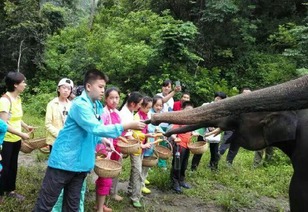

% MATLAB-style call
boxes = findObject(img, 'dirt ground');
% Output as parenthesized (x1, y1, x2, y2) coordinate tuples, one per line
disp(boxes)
(18, 152, 290, 212)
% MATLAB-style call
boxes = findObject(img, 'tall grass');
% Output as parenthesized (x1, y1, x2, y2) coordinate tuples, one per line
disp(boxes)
(0, 113, 292, 211)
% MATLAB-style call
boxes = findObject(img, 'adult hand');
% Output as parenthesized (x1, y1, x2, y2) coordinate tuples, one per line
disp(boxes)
(21, 132, 30, 140)
(174, 85, 182, 92)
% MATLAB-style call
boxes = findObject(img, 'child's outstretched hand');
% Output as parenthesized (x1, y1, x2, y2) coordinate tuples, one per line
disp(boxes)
(141, 142, 152, 149)
(174, 137, 181, 143)
(123, 121, 146, 131)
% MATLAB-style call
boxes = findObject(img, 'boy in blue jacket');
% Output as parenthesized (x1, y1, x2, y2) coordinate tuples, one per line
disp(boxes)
(34, 69, 145, 211)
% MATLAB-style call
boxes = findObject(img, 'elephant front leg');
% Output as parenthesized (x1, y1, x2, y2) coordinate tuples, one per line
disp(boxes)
(289, 172, 308, 211)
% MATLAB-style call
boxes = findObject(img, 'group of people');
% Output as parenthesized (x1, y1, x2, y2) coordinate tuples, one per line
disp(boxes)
(0, 70, 275, 211)
(190, 88, 275, 172)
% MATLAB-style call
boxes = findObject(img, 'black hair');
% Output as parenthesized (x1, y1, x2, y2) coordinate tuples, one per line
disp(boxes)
(152, 95, 163, 106)
(214, 91, 227, 99)
(120, 91, 144, 110)
(141, 96, 153, 107)
(105, 87, 120, 98)
(181, 92, 190, 97)
(127, 91, 143, 105)
(162, 80, 172, 87)
(83, 68, 109, 88)
(182, 101, 194, 109)
(75, 85, 85, 97)
(4, 71, 26, 92)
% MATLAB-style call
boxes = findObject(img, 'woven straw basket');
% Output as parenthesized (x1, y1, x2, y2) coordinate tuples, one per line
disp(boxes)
(188, 141, 209, 154)
(155, 141, 172, 159)
(117, 139, 140, 154)
(142, 156, 158, 167)
(94, 158, 122, 178)
(20, 141, 34, 154)
(28, 138, 47, 149)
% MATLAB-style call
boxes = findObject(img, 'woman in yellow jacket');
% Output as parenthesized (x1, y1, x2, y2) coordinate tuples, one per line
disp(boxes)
(45, 78, 74, 152)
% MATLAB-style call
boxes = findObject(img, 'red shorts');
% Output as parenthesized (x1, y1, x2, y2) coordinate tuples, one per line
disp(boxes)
(96, 177, 112, 196)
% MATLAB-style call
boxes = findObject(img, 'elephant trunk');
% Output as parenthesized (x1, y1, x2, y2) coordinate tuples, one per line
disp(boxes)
(150, 75, 308, 125)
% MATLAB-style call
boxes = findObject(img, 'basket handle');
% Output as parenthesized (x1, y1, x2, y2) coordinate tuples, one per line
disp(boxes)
(166, 139, 173, 153)
(118, 136, 129, 144)
(112, 149, 122, 159)
(106, 151, 113, 159)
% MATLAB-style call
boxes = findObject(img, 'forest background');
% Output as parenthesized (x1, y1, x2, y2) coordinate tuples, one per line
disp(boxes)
(0, 0, 307, 114)
(0, 1, 307, 211)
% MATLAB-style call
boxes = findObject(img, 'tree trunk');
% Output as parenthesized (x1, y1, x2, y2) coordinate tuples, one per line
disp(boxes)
(17, 40, 25, 72)
(89, 0, 96, 30)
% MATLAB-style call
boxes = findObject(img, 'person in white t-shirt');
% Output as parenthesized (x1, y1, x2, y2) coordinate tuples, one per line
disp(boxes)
(156, 80, 181, 113)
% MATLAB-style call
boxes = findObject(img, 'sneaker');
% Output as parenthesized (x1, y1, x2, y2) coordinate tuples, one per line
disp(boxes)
(103, 205, 112, 212)
(132, 200, 142, 208)
(141, 187, 151, 194)
(111, 194, 123, 201)
(144, 179, 150, 185)
(180, 182, 191, 189)
(172, 185, 182, 194)
(7, 192, 25, 201)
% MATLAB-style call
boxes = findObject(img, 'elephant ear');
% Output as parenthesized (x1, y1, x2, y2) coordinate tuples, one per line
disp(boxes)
(261, 111, 297, 145)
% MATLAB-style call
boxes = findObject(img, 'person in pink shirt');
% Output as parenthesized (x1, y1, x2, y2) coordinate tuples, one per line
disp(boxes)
(95, 87, 122, 212)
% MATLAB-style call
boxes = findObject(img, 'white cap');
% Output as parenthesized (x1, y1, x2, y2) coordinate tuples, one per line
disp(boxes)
(58, 78, 74, 89)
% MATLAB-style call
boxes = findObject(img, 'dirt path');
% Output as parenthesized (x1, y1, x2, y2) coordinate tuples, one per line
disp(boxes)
(18, 152, 290, 212)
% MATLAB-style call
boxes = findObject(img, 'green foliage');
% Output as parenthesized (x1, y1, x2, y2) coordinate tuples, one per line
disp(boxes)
(41, 3, 66, 34)
(201, 0, 239, 23)
(23, 80, 56, 116)
(23, 92, 54, 117)
(226, 52, 298, 89)
(0, 0, 306, 107)
(282, 22, 308, 70)
(268, 23, 298, 51)
(42, 7, 201, 97)
(0, 0, 48, 76)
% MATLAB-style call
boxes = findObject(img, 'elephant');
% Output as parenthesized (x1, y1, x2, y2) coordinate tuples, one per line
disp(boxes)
(145, 75, 308, 211)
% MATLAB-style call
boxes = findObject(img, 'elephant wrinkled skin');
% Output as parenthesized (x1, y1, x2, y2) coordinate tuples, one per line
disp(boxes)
(145, 75, 308, 211)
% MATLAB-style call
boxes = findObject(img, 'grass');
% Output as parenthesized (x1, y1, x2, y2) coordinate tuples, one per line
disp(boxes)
(0, 113, 293, 211)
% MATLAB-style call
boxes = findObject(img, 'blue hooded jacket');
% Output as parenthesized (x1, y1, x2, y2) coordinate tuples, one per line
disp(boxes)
(48, 91, 124, 172)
